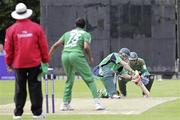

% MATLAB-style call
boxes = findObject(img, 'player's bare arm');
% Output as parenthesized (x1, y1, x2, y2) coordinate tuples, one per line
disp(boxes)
(120, 74, 132, 79)
(49, 40, 64, 59)
(120, 60, 140, 83)
(84, 41, 94, 64)
(120, 60, 134, 75)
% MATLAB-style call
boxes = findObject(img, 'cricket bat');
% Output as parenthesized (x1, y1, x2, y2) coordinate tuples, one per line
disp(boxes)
(113, 73, 121, 95)
(138, 80, 150, 97)
(132, 73, 150, 97)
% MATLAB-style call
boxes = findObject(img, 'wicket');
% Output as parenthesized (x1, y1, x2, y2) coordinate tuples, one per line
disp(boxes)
(44, 68, 55, 113)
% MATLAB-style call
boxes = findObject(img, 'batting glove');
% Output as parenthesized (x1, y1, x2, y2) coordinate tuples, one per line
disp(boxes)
(131, 70, 140, 84)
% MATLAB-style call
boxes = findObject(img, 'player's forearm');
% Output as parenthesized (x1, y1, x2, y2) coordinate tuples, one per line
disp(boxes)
(84, 46, 93, 61)
(84, 42, 93, 63)
(120, 74, 132, 79)
(49, 45, 57, 57)
(49, 41, 62, 57)
(121, 61, 134, 75)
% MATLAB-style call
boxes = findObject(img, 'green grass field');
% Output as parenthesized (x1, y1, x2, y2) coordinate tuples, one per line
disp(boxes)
(0, 79, 180, 120)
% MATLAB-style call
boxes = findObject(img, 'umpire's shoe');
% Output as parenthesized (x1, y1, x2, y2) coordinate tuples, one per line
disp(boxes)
(13, 115, 22, 120)
(32, 113, 46, 120)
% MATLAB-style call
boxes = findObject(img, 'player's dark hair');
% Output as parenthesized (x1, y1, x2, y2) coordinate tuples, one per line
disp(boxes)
(75, 17, 86, 28)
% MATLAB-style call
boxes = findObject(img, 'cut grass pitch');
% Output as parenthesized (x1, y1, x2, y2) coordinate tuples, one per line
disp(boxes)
(0, 99, 179, 120)
(0, 79, 180, 120)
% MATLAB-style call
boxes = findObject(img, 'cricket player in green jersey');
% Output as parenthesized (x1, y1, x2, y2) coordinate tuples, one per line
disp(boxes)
(119, 52, 154, 97)
(93, 48, 139, 98)
(49, 18, 105, 111)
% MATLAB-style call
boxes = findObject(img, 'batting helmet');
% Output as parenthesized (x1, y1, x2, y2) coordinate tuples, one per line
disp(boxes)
(119, 48, 130, 57)
(129, 52, 138, 60)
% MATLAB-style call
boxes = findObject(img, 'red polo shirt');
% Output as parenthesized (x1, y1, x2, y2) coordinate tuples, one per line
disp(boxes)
(5, 19, 49, 68)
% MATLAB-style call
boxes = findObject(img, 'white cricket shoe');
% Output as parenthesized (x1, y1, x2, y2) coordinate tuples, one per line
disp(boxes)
(95, 102, 105, 110)
(13, 115, 22, 120)
(143, 95, 149, 98)
(111, 94, 121, 99)
(32, 113, 46, 120)
(60, 103, 74, 111)
(94, 98, 105, 110)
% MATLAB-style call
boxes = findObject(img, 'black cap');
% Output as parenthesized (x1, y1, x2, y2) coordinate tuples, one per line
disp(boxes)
(75, 17, 86, 28)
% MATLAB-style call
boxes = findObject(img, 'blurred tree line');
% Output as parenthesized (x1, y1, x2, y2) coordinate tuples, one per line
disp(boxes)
(0, 0, 40, 44)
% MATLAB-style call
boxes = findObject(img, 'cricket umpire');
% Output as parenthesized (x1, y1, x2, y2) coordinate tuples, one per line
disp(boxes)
(4, 3, 49, 119)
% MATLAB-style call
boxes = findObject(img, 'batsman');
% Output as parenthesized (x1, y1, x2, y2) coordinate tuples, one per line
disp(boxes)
(93, 48, 140, 98)
(118, 52, 154, 97)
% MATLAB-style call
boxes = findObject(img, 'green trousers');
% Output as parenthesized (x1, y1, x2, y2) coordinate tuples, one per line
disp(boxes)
(61, 52, 98, 103)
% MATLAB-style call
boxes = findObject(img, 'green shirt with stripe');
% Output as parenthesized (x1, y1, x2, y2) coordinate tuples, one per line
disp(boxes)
(99, 52, 123, 71)
(60, 27, 91, 55)
(129, 58, 150, 76)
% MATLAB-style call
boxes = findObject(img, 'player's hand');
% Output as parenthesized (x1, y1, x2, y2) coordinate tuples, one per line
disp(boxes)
(7, 66, 14, 72)
(48, 53, 53, 61)
(131, 74, 141, 84)
(48, 55, 52, 61)
(133, 70, 139, 78)
(89, 57, 94, 64)
(44, 62, 49, 67)
(131, 70, 140, 84)
(112, 71, 116, 75)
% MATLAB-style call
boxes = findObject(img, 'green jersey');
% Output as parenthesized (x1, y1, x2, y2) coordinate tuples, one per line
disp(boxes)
(99, 52, 123, 71)
(129, 58, 150, 76)
(60, 27, 91, 54)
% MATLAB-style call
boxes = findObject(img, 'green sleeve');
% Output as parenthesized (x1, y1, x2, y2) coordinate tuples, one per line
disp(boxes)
(84, 32, 91, 43)
(115, 54, 122, 64)
(121, 68, 129, 74)
(59, 32, 66, 42)
(141, 59, 150, 75)
(141, 60, 147, 71)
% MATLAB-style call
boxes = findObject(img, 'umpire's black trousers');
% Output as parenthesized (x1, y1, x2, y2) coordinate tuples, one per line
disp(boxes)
(14, 65, 42, 116)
